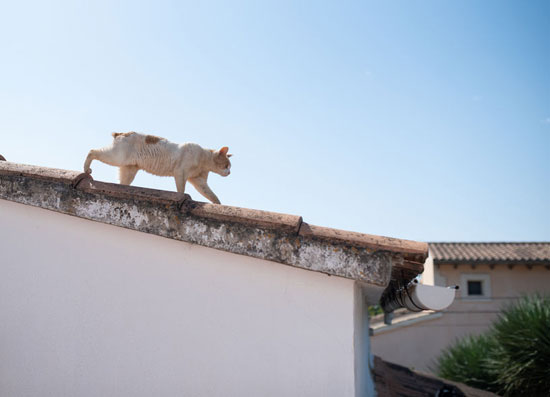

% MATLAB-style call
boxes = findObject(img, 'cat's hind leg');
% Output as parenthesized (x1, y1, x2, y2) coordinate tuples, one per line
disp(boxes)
(83, 146, 124, 174)
(83, 149, 99, 174)
(174, 169, 188, 194)
(119, 165, 139, 185)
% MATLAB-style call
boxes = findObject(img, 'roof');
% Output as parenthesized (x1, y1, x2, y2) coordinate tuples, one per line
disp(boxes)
(0, 159, 428, 286)
(429, 242, 550, 265)
(373, 356, 499, 397)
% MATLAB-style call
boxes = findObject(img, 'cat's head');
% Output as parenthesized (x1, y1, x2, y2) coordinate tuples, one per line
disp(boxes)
(213, 146, 232, 177)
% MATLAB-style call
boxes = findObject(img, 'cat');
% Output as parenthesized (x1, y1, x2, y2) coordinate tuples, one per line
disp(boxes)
(83, 132, 231, 204)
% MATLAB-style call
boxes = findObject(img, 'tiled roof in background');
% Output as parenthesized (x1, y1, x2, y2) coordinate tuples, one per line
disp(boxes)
(429, 242, 550, 264)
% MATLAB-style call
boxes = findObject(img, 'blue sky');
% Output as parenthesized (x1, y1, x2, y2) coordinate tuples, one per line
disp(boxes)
(1, 0, 549, 242)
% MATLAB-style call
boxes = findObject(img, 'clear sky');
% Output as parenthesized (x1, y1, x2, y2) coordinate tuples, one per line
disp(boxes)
(1, 0, 549, 242)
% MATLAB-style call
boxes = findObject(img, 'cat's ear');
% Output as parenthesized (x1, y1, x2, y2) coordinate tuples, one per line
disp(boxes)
(219, 147, 229, 156)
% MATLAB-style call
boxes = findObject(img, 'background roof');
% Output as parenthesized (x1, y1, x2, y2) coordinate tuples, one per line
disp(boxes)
(429, 242, 550, 264)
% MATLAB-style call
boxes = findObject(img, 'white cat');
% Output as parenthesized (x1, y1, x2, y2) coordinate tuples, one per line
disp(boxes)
(84, 132, 231, 204)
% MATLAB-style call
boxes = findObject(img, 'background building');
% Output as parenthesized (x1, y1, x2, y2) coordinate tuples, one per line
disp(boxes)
(371, 242, 550, 372)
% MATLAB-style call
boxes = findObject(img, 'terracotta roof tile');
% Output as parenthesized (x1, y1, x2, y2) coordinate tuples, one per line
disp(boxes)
(429, 242, 550, 264)
(299, 223, 427, 261)
(77, 177, 187, 206)
(0, 161, 83, 184)
(186, 200, 303, 234)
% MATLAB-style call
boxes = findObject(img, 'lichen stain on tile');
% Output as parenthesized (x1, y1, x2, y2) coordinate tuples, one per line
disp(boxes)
(75, 199, 111, 220)
(125, 204, 148, 228)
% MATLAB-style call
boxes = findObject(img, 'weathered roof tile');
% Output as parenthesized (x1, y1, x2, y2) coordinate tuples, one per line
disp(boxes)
(300, 223, 427, 262)
(76, 177, 187, 206)
(186, 200, 303, 234)
(0, 161, 82, 184)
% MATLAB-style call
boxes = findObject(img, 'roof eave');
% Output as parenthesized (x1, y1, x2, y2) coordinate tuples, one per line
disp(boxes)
(0, 161, 428, 287)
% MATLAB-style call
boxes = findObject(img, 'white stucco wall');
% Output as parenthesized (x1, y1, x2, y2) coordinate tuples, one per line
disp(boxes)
(353, 284, 376, 397)
(0, 199, 374, 396)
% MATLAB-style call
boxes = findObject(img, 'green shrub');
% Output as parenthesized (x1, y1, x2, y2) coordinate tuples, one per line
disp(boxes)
(434, 333, 499, 393)
(486, 295, 550, 396)
(435, 294, 550, 396)
(368, 305, 383, 317)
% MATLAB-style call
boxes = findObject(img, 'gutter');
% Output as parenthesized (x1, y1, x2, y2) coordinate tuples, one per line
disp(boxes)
(380, 279, 458, 325)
